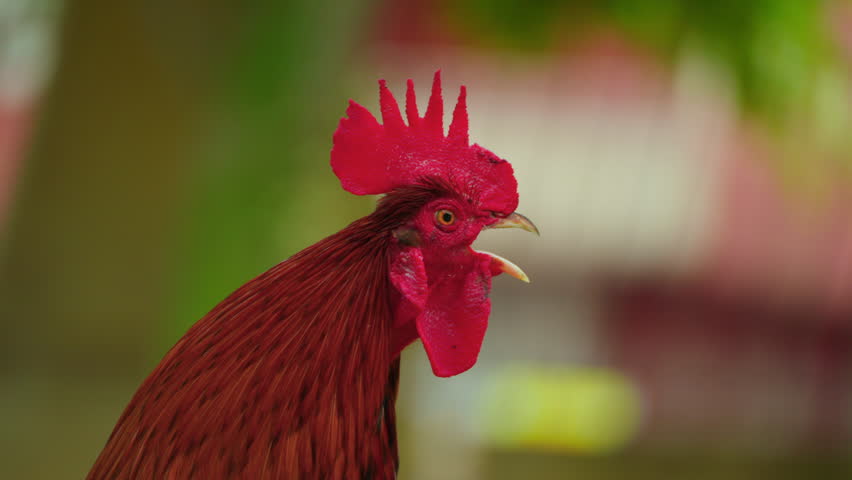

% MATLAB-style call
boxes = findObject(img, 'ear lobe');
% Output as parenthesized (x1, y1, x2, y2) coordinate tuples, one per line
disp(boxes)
(392, 227, 422, 247)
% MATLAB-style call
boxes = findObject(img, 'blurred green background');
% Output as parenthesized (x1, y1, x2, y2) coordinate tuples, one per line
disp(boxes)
(1, 0, 851, 478)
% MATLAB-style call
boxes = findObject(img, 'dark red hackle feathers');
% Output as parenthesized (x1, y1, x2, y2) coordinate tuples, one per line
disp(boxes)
(88, 186, 449, 479)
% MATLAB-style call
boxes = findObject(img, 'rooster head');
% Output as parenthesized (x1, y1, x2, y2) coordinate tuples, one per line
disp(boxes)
(331, 71, 537, 377)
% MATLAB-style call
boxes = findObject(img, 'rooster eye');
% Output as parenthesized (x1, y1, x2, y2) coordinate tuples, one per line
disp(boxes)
(435, 209, 456, 226)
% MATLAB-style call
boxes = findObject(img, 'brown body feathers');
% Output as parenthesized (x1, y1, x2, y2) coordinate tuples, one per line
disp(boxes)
(87, 187, 445, 479)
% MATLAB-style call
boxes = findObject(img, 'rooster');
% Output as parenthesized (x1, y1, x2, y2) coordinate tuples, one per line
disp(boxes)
(87, 72, 537, 479)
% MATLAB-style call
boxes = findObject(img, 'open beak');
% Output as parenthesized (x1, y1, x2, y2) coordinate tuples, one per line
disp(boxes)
(479, 212, 539, 283)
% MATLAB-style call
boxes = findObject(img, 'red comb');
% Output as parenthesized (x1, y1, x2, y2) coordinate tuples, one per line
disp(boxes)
(331, 71, 519, 215)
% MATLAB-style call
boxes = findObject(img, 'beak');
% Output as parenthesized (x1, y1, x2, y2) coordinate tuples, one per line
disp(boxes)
(479, 212, 538, 283)
(488, 212, 540, 235)
(476, 250, 530, 283)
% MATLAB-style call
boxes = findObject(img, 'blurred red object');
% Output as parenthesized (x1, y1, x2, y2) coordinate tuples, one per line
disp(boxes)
(0, 99, 32, 231)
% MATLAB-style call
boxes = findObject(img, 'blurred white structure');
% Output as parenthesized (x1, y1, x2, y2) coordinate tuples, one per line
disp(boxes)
(370, 32, 852, 480)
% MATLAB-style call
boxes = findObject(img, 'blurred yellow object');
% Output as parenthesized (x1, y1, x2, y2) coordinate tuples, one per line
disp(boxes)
(481, 366, 641, 454)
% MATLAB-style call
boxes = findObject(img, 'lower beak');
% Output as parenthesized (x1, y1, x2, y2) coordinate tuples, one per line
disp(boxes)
(477, 250, 530, 283)
(480, 212, 539, 283)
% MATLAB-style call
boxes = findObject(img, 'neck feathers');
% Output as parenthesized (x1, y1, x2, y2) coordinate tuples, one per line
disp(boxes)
(89, 212, 408, 478)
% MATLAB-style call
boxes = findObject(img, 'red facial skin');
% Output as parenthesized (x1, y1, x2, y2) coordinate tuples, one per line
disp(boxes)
(388, 193, 504, 377)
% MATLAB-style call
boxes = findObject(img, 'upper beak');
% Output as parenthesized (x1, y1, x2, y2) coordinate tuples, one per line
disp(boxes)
(488, 212, 539, 235)
(478, 212, 538, 283)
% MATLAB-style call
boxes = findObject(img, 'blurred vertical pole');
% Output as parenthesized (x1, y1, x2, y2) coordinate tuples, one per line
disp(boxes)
(0, 0, 208, 376)
(0, 1, 211, 477)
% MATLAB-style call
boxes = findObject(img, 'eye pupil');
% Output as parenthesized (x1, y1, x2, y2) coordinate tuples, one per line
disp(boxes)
(436, 209, 455, 226)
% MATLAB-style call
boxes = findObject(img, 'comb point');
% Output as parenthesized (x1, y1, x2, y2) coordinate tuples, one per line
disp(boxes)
(378, 79, 405, 132)
(423, 70, 443, 136)
(448, 85, 469, 145)
(405, 78, 420, 129)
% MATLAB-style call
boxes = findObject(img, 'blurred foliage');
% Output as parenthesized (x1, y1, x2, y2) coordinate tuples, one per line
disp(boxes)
(0, 0, 378, 371)
(454, 0, 852, 195)
(454, 0, 843, 125)
(171, 0, 375, 341)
